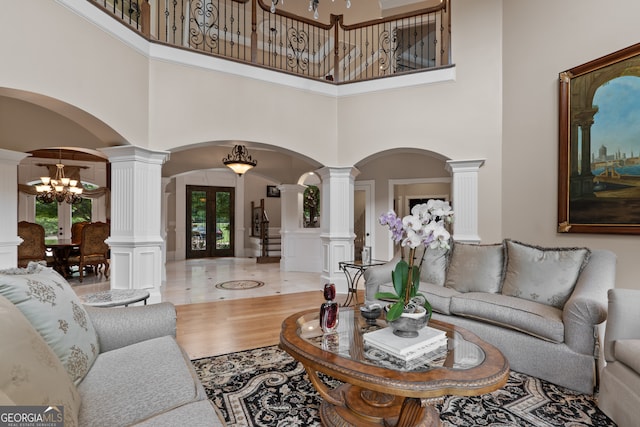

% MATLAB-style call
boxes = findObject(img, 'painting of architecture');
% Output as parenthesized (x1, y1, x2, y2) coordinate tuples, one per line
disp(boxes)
(558, 42, 640, 234)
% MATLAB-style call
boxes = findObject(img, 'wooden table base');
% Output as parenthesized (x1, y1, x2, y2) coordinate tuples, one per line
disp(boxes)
(319, 384, 441, 427)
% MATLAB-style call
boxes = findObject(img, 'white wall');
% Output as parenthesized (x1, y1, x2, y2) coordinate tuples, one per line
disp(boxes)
(502, 0, 640, 290)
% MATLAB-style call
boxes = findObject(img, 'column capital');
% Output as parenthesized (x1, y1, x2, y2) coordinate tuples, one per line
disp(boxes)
(99, 145, 170, 165)
(445, 159, 485, 173)
(315, 166, 360, 180)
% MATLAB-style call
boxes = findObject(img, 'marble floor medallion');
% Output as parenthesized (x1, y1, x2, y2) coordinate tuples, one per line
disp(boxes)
(215, 280, 265, 290)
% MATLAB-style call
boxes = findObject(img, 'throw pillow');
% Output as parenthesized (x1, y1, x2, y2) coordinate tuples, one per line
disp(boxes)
(0, 262, 99, 384)
(418, 246, 449, 286)
(501, 239, 591, 309)
(0, 294, 80, 427)
(444, 242, 504, 293)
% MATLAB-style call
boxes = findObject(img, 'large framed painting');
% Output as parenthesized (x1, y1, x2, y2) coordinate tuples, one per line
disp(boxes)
(558, 42, 640, 234)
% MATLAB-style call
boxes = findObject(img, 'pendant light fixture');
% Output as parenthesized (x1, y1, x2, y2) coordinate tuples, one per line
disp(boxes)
(223, 145, 257, 176)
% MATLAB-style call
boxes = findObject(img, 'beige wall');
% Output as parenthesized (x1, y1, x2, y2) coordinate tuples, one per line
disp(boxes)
(2, 0, 639, 289)
(0, 1, 149, 149)
(502, 0, 640, 290)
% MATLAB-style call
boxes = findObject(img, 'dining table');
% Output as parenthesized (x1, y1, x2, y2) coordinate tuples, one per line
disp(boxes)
(46, 239, 79, 278)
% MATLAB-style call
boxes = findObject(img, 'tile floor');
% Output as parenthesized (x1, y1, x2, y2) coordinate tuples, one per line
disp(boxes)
(69, 257, 324, 305)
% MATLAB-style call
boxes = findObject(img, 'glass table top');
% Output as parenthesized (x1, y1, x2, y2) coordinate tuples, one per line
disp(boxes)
(296, 307, 486, 373)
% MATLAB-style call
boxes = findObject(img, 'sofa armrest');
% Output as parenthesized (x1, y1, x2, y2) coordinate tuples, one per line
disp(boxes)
(85, 302, 177, 353)
(563, 249, 616, 356)
(363, 257, 399, 304)
(603, 288, 640, 362)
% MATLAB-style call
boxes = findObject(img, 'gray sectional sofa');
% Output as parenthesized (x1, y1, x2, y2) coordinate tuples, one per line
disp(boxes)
(364, 239, 616, 394)
(598, 288, 640, 426)
(0, 263, 224, 427)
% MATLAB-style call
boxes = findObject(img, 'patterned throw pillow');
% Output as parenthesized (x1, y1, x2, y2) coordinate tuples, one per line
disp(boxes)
(0, 294, 81, 427)
(501, 240, 591, 309)
(445, 242, 504, 293)
(0, 263, 99, 384)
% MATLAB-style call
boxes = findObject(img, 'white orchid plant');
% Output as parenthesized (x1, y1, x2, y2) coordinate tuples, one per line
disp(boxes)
(375, 200, 454, 321)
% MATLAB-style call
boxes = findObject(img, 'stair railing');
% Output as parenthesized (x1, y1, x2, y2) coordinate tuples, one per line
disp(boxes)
(87, 0, 450, 84)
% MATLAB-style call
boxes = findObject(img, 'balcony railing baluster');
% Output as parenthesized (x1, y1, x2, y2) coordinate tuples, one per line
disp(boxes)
(87, 0, 450, 84)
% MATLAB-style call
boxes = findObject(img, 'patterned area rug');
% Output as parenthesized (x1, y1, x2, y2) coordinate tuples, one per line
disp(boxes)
(192, 345, 615, 427)
(215, 280, 265, 290)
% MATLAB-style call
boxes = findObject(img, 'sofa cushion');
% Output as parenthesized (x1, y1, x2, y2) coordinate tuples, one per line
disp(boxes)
(418, 246, 449, 286)
(501, 240, 590, 309)
(418, 282, 460, 314)
(450, 292, 565, 343)
(445, 242, 504, 293)
(78, 335, 206, 427)
(615, 339, 640, 375)
(0, 295, 81, 427)
(0, 263, 99, 384)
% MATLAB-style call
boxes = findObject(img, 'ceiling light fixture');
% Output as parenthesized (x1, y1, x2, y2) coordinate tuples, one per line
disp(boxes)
(223, 145, 257, 176)
(35, 151, 84, 204)
(270, 0, 351, 20)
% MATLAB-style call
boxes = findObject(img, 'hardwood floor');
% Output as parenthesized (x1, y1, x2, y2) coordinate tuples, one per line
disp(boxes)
(176, 290, 363, 359)
(70, 257, 366, 359)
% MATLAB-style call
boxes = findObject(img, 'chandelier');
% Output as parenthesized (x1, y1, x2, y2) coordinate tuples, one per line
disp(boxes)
(223, 145, 257, 176)
(35, 156, 83, 205)
(270, 0, 351, 20)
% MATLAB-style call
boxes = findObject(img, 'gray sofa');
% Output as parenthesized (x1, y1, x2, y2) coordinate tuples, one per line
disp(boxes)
(598, 288, 640, 426)
(364, 239, 616, 394)
(0, 263, 224, 427)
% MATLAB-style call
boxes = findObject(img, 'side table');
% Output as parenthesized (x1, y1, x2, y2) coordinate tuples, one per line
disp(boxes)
(82, 289, 150, 307)
(338, 259, 387, 306)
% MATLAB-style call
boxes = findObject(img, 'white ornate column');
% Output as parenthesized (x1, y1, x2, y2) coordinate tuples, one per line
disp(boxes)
(100, 146, 170, 303)
(445, 159, 485, 243)
(0, 149, 30, 268)
(317, 167, 359, 294)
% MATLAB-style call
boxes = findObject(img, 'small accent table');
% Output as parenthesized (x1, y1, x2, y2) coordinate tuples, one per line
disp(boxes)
(338, 259, 387, 306)
(82, 289, 150, 307)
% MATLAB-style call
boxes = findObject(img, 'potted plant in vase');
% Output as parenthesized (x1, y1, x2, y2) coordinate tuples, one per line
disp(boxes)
(375, 200, 454, 337)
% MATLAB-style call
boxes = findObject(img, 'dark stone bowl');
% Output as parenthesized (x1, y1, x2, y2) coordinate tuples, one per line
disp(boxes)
(359, 306, 382, 324)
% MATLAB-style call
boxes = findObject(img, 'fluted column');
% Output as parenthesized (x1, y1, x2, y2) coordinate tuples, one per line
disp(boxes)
(100, 146, 170, 303)
(316, 167, 359, 294)
(445, 159, 485, 244)
(0, 149, 30, 268)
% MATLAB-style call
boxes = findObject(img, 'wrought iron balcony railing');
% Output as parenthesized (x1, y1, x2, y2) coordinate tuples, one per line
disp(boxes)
(89, 0, 451, 84)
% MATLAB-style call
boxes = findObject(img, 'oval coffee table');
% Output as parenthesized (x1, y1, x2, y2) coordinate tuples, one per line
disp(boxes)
(82, 289, 150, 307)
(280, 307, 509, 427)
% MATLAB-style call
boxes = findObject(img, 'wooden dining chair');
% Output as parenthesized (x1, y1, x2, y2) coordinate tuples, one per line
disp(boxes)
(17, 221, 47, 268)
(71, 221, 89, 245)
(68, 222, 110, 282)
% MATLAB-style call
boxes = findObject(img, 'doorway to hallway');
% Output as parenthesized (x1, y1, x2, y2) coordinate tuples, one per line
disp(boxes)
(186, 185, 234, 259)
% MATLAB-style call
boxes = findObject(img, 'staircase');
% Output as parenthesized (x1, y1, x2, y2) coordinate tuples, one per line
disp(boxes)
(252, 198, 280, 264)
(257, 234, 281, 264)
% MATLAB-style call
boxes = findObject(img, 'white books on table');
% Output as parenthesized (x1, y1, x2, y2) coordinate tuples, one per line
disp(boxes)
(363, 325, 447, 361)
